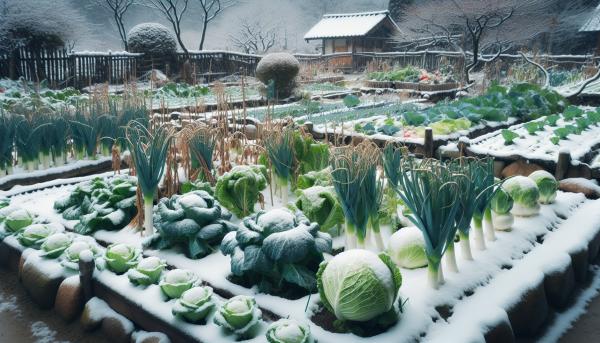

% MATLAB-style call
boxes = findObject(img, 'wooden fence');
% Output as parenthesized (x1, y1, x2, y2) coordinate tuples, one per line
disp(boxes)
(1, 47, 598, 89)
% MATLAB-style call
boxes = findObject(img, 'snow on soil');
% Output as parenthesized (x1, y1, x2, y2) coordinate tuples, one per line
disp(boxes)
(6, 178, 598, 343)
(0, 157, 113, 189)
(30, 321, 68, 343)
(467, 112, 600, 163)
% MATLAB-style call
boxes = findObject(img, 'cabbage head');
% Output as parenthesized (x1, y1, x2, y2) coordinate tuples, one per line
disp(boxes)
(215, 165, 268, 218)
(40, 232, 73, 259)
(503, 176, 540, 217)
(528, 170, 558, 204)
(17, 223, 63, 248)
(5, 209, 34, 233)
(294, 186, 344, 235)
(220, 208, 332, 295)
(159, 269, 199, 299)
(213, 295, 262, 337)
(317, 249, 402, 322)
(172, 286, 215, 323)
(388, 226, 428, 269)
(104, 243, 141, 274)
(490, 186, 513, 215)
(61, 238, 100, 270)
(266, 319, 312, 343)
(127, 256, 166, 286)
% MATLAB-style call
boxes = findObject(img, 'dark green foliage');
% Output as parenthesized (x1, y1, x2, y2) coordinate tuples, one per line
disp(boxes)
(220, 209, 331, 296)
(54, 176, 138, 235)
(146, 191, 236, 259)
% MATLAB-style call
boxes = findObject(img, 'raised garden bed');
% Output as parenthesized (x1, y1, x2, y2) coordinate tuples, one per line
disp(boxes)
(2, 171, 600, 343)
(465, 106, 600, 179)
(363, 80, 461, 92)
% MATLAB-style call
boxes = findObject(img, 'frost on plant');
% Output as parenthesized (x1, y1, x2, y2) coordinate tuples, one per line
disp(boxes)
(317, 250, 402, 325)
(172, 286, 215, 323)
(528, 170, 558, 204)
(214, 295, 262, 338)
(503, 176, 541, 217)
(145, 190, 237, 259)
(103, 243, 141, 274)
(54, 176, 138, 235)
(388, 226, 428, 269)
(159, 269, 199, 299)
(220, 208, 331, 296)
(293, 186, 344, 236)
(215, 165, 268, 218)
(266, 319, 313, 343)
(127, 256, 167, 286)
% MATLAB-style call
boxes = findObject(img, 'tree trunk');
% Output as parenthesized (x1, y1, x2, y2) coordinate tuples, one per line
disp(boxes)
(199, 19, 209, 50)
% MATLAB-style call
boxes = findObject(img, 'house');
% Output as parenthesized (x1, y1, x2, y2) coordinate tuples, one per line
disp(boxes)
(579, 4, 600, 53)
(304, 10, 401, 69)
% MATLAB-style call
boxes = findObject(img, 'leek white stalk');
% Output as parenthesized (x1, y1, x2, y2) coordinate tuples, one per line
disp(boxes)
(459, 232, 473, 260)
(483, 207, 496, 241)
(472, 218, 486, 251)
(444, 241, 458, 272)
(143, 196, 154, 237)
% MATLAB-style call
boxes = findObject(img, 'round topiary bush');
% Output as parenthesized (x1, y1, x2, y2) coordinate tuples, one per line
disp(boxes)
(127, 23, 177, 56)
(255, 53, 300, 99)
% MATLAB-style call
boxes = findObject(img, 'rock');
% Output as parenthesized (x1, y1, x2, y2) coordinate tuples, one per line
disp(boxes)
(20, 256, 64, 309)
(483, 312, 515, 343)
(505, 279, 548, 338)
(570, 248, 589, 283)
(559, 178, 600, 199)
(131, 331, 171, 343)
(501, 160, 544, 179)
(101, 315, 135, 343)
(588, 230, 600, 264)
(81, 298, 108, 331)
(55, 276, 84, 322)
(543, 261, 575, 310)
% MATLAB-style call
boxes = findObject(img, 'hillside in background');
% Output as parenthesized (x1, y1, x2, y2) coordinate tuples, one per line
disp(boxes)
(74, 0, 388, 52)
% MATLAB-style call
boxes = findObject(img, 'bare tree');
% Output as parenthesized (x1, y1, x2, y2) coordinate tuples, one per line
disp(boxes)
(89, 0, 137, 50)
(229, 19, 280, 54)
(196, 0, 235, 50)
(398, 0, 586, 83)
(144, 0, 190, 53)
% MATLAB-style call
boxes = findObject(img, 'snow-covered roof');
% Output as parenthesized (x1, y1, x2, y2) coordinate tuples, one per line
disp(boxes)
(580, 5, 600, 32)
(304, 10, 400, 40)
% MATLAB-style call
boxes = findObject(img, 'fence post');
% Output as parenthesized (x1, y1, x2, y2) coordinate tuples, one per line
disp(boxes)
(79, 253, 95, 303)
(555, 150, 571, 180)
(424, 127, 434, 158)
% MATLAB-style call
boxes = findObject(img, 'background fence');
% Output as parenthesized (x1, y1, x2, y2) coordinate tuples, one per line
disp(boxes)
(0, 47, 598, 89)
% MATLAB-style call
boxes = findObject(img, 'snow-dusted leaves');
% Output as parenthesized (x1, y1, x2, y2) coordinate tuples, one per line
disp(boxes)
(220, 208, 332, 295)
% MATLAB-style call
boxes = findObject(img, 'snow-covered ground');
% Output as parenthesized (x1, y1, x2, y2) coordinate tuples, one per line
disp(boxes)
(4, 174, 598, 343)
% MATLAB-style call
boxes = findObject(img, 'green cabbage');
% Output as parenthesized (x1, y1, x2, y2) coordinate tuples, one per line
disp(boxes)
(220, 209, 331, 295)
(503, 176, 540, 217)
(528, 170, 558, 204)
(104, 243, 141, 274)
(146, 190, 236, 259)
(296, 168, 332, 190)
(266, 319, 312, 343)
(214, 295, 262, 337)
(172, 286, 215, 323)
(159, 269, 199, 299)
(5, 209, 34, 233)
(127, 256, 167, 286)
(61, 238, 100, 270)
(215, 165, 268, 218)
(17, 223, 62, 248)
(387, 226, 428, 269)
(317, 249, 402, 322)
(294, 186, 344, 235)
(54, 176, 138, 235)
(490, 187, 513, 215)
(40, 232, 73, 259)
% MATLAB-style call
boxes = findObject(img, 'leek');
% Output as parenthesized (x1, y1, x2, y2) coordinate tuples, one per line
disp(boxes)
(125, 121, 174, 236)
(264, 128, 295, 206)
